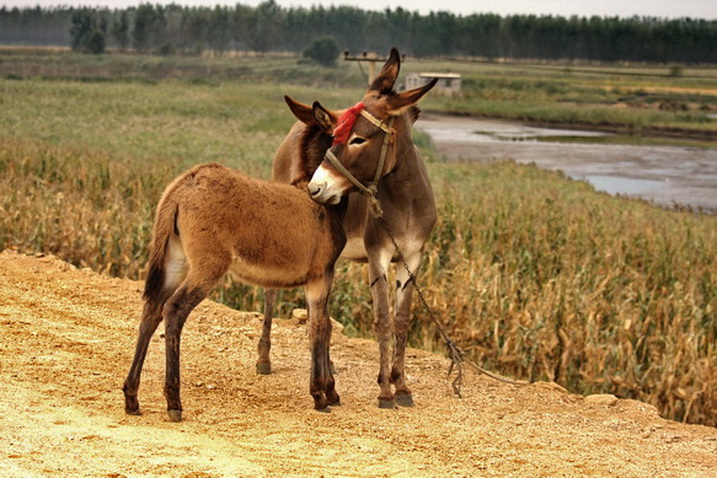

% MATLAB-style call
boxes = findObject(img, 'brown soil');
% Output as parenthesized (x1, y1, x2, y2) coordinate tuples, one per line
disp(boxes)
(1, 249, 716, 477)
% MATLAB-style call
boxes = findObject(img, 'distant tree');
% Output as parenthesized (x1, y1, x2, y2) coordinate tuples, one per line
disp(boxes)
(249, 0, 283, 53)
(133, 3, 167, 53)
(69, 9, 105, 54)
(84, 30, 105, 54)
(207, 6, 231, 53)
(110, 10, 129, 51)
(303, 36, 340, 67)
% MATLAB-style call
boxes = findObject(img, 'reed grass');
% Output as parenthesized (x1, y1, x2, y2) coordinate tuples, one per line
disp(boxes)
(1, 70, 716, 426)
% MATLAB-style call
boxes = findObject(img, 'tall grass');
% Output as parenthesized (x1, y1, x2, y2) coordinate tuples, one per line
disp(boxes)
(2, 71, 717, 426)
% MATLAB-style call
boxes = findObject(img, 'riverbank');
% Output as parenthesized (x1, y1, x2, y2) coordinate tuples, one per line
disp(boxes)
(417, 113, 717, 213)
(430, 110, 717, 145)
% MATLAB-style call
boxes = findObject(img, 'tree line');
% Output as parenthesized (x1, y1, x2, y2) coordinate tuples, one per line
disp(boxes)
(1, 2, 716, 63)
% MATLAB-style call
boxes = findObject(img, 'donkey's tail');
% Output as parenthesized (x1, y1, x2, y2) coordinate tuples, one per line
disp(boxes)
(143, 195, 180, 305)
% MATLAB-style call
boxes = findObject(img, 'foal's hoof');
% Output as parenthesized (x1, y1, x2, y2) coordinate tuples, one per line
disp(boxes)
(395, 393, 414, 407)
(378, 397, 397, 409)
(256, 362, 271, 375)
(124, 407, 141, 416)
(167, 409, 183, 422)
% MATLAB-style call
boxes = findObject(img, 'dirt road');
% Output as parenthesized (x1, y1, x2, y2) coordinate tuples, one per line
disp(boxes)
(1, 250, 716, 476)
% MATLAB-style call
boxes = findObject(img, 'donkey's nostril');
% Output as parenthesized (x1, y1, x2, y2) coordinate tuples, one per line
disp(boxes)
(308, 182, 323, 198)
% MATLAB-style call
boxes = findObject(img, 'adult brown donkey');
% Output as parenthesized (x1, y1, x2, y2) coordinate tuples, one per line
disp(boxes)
(123, 163, 346, 422)
(260, 48, 438, 409)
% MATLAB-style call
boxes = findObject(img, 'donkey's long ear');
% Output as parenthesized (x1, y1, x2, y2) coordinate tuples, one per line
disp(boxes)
(285, 96, 315, 125)
(312, 101, 337, 135)
(386, 77, 438, 115)
(367, 47, 401, 95)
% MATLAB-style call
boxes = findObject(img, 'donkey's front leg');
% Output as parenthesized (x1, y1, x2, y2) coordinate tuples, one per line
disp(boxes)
(306, 277, 339, 411)
(391, 250, 423, 407)
(368, 251, 395, 409)
(256, 288, 276, 375)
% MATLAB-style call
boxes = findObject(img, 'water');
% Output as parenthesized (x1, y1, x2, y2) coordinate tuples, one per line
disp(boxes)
(417, 114, 717, 212)
(577, 175, 665, 196)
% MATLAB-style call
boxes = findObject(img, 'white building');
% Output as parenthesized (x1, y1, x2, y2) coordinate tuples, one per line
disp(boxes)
(405, 72, 462, 95)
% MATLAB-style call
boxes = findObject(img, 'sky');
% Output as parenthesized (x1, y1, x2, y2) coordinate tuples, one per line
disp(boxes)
(3, 0, 717, 20)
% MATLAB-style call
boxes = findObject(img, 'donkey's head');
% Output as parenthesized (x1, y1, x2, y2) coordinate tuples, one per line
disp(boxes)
(306, 48, 437, 205)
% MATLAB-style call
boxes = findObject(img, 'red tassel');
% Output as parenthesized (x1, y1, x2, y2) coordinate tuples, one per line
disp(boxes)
(332, 101, 365, 145)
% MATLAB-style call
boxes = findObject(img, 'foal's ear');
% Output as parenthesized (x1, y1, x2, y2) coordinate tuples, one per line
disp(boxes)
(386, 77, 438, 115)
(284, 95, 315, 125)
(367, 47, 401, 95)
(312, 101, 337, 135)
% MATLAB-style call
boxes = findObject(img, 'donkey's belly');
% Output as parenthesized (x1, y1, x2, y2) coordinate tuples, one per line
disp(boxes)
(227, 258, 310, 289)
(340, 236, 367, 262)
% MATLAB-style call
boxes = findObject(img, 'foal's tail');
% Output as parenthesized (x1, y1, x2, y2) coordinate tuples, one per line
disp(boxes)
(143, 193, 180, 306)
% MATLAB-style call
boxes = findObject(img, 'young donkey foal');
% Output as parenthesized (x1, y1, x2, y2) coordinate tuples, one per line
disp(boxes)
(123, 163, 346, 422)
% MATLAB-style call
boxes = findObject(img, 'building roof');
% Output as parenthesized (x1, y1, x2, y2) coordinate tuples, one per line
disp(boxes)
(410, 72, 462, 79)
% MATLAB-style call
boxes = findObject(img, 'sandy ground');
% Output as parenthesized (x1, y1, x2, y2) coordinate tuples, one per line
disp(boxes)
(1, 249, 717, 477)
(417, 114, 717, 212)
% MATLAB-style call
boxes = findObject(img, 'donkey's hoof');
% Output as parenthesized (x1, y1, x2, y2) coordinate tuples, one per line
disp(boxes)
(256, 362, 271, 375)
(378, 397, 397, 409)
(125, 407, 141, 416)
(167, 409, 183, 422)
(395, 393, 414, 407)
(326, 392, 341, 407)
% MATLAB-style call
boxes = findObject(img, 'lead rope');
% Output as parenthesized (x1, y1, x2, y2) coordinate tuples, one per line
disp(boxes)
(373, 211, 529, 396)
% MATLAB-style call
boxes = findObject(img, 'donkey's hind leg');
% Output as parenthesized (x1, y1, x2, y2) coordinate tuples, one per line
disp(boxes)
(256, 289, 276, 375)
(163, 256, 229, 422)
(306, 275, 339, 411)
(123, 296, 167, 415)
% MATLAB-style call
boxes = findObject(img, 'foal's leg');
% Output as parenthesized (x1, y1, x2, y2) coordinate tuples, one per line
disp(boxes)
(368, 249, 395, 409)
(122, 295, 168, 415)
(305, 275, 339, 411)
(163, 260, 227, 422)
(256, 288, 276, 375)
(392, 251, 423, 407)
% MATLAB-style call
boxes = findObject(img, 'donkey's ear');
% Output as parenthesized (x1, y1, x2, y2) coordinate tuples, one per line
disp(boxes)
(367, 47, 401, 95)
(312, 101, 337, 134)
(284, 95, 315, 125)
(386, 77, 438, 115)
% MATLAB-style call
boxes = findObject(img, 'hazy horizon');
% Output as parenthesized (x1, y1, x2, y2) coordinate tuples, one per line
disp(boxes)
(2, 0, 716, 20)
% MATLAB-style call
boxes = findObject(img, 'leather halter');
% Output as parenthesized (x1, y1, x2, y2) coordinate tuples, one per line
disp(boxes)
(323, 109, 396, 203)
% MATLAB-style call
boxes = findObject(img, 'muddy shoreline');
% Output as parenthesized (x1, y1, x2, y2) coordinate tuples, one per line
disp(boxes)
(417, 113, 717, 213)
(427, 110, 717, 141)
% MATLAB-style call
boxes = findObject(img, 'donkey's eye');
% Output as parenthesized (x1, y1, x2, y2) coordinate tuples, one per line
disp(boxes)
(349, 137, 366, 145)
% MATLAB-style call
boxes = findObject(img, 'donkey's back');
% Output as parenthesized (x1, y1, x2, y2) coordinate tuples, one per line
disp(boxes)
(150, 163, 344, 295)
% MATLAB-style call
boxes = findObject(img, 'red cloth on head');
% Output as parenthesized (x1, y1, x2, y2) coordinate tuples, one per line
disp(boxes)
(332, 101, 365, 145)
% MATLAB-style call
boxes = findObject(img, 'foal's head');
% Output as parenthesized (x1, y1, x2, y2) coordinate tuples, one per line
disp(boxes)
(301, 48, 437, 205)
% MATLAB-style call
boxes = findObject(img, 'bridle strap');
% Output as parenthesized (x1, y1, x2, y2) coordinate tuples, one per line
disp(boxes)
(324, 149, 374, 197)
(360, 109, 395, 135)
(324, 110, 395, 197)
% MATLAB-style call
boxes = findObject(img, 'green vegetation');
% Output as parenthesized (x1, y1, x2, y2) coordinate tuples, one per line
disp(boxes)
(1, 52, 716, 427)
(2, 49, 714, 141)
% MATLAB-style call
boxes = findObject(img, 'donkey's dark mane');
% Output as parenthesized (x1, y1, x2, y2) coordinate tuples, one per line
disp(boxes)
(408, 106, 421, 124)
(298, 122, 332, 180)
